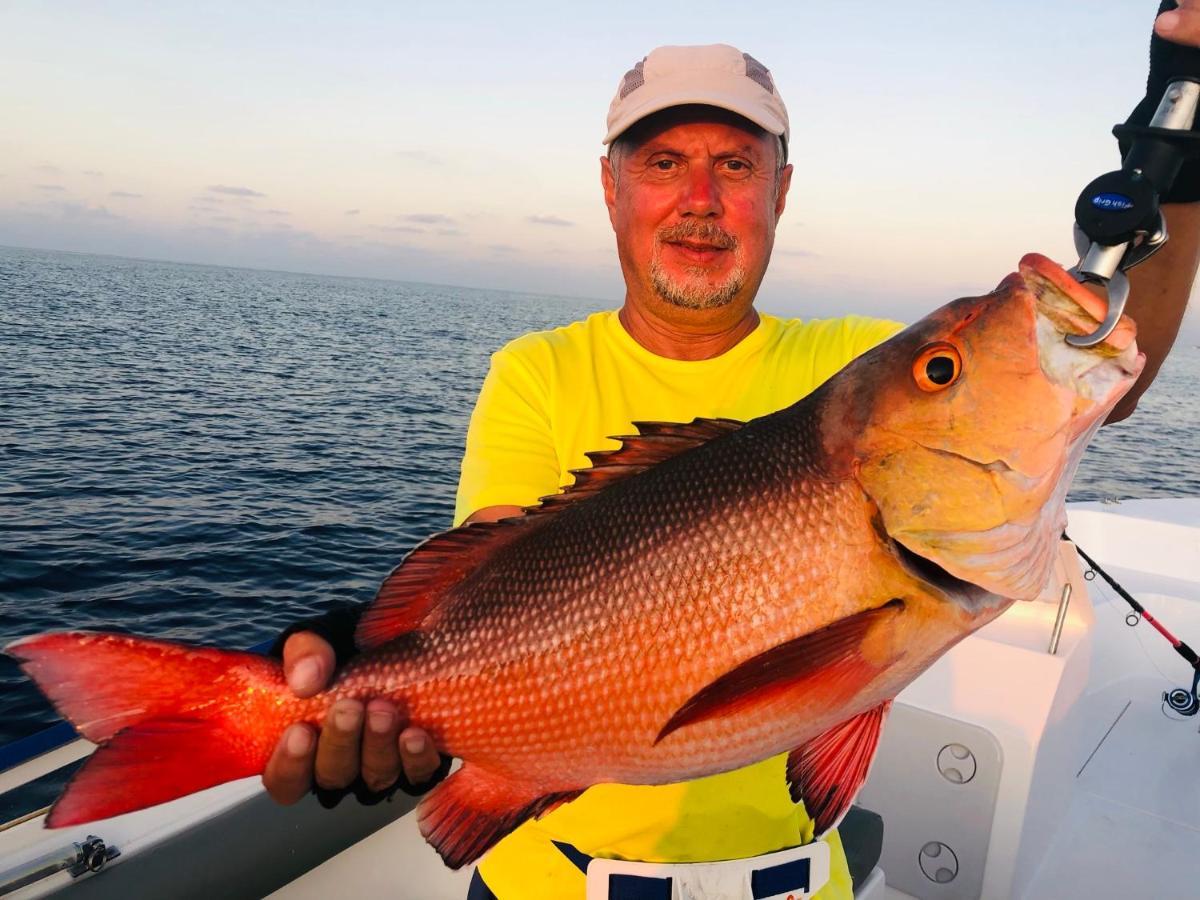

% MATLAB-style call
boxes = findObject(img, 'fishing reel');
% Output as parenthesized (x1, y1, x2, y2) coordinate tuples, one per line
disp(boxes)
(1164, 669, 1200, 718)
(1068, 77, 1200, 347)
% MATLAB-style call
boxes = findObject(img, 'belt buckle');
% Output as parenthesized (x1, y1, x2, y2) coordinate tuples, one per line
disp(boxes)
(583, 840, 830, 900)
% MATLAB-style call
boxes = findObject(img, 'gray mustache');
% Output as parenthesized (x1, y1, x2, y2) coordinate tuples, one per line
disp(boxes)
(656, 222, 737, 250)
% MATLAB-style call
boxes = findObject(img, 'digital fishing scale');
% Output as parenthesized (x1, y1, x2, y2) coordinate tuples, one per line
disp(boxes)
(1068, 76, 1200, 346)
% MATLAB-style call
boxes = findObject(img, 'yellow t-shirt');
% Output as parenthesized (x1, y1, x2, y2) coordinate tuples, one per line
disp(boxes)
(454, 309, 903, 900)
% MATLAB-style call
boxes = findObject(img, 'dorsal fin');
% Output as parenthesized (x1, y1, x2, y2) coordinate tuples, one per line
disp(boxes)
(536, 417, 745, 510)
(356, 521, 535, 649)
(355, 416, 745, 650)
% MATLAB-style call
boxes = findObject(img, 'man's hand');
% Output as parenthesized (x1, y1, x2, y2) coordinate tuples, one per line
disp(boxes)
(1156, 0, 1200, 45)
(261, 631, 444, 805)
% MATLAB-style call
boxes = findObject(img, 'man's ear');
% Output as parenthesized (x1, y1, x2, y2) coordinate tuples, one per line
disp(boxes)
(775, 163, 793, 222)
(601, 155, 619, 228)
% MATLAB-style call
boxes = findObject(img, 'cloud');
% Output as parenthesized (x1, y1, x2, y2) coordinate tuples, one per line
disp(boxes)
(489, 244, 517, 253)
(436, 228, 462, 237)
(394, 150, 442, 165)
(207, 184, 266, 198)
(36, 184, 65, 192)
(774, 248, 820, 259)
(399, 213, 455, 225)
(264, 208, 290, 216)
(212, 215, 238, 224)
(372, 224, 425, 234)
(82, 169, 104, 177)
(528, 214, 575, 227)
(54, 202, 121, 221)
(345, 209, 360, 216)
(34, 164, 61, 174)
(110, 190, 143, 198)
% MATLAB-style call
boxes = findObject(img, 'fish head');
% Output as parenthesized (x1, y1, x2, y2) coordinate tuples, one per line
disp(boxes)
(827, 253, 1144, 600)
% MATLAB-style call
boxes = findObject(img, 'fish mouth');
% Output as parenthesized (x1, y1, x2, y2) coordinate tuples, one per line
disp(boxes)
(1019, 254, 1145, 414)
(891, 538, 998, 613)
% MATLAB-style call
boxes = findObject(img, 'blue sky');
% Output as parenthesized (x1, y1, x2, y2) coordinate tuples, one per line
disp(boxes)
(1, 0, 1188, 326)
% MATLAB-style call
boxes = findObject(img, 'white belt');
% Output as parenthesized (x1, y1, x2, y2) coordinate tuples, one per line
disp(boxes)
(582, 840, 831, 900)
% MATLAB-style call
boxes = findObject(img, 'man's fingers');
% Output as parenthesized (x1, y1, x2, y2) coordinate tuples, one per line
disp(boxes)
(282, 632, 336, 699)
(361, 701, 403, 793)
(314, 699, 365, 790)
(262, 724, 317, 805)
(399, 726, 443, 786)
(1157, 4, 1200, 46)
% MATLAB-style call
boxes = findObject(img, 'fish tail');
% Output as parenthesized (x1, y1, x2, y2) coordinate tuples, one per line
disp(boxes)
(7, 630, 287, 827)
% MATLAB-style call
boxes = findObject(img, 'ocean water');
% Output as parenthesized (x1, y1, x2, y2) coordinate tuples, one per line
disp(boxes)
(1, 244, 1198, 747)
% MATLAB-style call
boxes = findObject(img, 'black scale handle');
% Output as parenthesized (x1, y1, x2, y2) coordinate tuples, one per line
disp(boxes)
(1075, 1, 1200, 251)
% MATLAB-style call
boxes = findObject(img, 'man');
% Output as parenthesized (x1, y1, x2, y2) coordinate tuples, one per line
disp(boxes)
(264, 6, 1200, 897)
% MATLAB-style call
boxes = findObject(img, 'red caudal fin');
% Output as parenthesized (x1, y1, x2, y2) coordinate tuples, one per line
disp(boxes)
(417, 763, 581, 869)
(47, 718, 264, 827)
(6, 631, 287, 826)
(786, 701, 892, 836)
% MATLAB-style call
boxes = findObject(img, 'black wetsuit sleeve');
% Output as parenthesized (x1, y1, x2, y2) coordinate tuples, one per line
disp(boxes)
(1122, 1, 1200, 202)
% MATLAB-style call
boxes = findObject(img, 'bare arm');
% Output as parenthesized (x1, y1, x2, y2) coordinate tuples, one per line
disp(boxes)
(1109, 202, 1200, 423)
(1104, 4, 1200, 422)
(463, 505, 524, 524)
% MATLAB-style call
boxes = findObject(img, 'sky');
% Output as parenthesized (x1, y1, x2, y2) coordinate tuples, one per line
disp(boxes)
(1, 0, 1194, 329)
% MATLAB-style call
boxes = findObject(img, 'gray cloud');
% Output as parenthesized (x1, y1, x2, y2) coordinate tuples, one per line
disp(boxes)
(373, 224, 425, 234)
(82, 169, 104, 177)
(345, 209, 360, 216)
(774, 248, 820, 259)
(207, 184, 266, 198)
(489, 244, 517, 253)
(34, 164, 61, 174)
(528, 214, 575, 227)
(36, 184, 65, 192)
(436, 228, 463, 237)
(110, 190, 143, 198)
(54, 202, 121, 221)
(264, 208, 290, 216)
(399, 213, 454, 226)
(212, 215, 238, 224)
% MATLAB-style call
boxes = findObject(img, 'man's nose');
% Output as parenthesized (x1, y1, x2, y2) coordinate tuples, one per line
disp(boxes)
(677, 165, 722, 217)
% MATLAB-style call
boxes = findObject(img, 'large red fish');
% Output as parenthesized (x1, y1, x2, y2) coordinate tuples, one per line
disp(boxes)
(8, 254, 1143, 869)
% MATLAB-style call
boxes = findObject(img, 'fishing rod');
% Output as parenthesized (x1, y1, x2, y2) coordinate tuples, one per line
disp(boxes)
(1068, 536, 1200, 717)
(1068, 2, 1200, 346)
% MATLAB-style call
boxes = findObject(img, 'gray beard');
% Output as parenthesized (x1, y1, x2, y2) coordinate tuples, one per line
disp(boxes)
(649, 260, 746, 310)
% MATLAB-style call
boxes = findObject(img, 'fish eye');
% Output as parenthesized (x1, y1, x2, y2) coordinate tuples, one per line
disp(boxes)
(913, 342, 962, 392)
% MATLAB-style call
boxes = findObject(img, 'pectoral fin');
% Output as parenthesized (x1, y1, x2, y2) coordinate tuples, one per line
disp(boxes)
(655, 599, 903, 744)
(787, 701, 892, 836)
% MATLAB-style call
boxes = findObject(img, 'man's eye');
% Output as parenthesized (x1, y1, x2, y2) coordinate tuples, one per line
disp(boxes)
(722, 159, 750, 173)
(651, 159, 677, 171)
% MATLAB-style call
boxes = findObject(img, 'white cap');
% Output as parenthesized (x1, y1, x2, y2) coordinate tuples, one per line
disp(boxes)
(604, 44, 790, 154)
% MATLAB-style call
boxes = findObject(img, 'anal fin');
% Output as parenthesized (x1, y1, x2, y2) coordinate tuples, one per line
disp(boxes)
(416, 763, 582, 869)
(787, 701, 892, 837)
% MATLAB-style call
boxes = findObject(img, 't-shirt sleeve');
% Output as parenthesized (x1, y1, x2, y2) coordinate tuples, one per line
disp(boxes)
(847, 315, 906, 357)
(453, 345, 561, 526)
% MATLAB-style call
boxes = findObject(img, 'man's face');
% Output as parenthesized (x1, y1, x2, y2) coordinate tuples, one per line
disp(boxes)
(602, 106, 791, 319)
